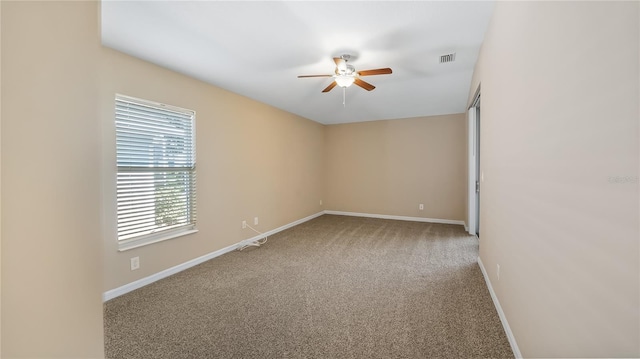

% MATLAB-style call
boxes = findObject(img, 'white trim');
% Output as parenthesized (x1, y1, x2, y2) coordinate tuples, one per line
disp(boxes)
(104, 210, 464, 302)
(103, 211, 324, 302)
(324, 210, 465, 226)
(118, 228, 198, 252)
(468, 106, 478, 235)
(477, 256, 522, 359)
(103, 241, 237, 302)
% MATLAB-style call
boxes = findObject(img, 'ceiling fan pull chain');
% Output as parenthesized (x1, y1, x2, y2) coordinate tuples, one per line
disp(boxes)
(343, 87, 346, 107)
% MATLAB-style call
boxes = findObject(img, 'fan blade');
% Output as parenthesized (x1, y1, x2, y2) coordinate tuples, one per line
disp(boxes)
(354, 78, 375, 91)
(357, 68, 393, 76)
(333, 57, 346, 71)
(322, 81, 337, 93)
(298, 74, 333, 78)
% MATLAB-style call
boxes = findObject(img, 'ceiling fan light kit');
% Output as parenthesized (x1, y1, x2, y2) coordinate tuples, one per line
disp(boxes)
(335, 76, 355, 88)
(298, 54, 392, 95)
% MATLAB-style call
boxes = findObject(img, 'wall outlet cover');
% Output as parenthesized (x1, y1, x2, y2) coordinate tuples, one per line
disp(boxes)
(130, 257, 140, 271)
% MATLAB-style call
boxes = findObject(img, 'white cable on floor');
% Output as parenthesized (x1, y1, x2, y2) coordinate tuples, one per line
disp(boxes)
(237, 223, 268, 251)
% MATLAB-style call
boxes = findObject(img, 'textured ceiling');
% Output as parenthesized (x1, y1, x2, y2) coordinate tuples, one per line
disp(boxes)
(102, 1, 494, 124)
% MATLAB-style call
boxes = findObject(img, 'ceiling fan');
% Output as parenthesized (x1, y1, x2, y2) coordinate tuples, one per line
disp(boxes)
(298, 54, 392, 93)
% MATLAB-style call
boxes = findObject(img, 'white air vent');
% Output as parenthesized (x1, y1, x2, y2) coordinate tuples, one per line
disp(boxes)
(440, 53, 456, 63)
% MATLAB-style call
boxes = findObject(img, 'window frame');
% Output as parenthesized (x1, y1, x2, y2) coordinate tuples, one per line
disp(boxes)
(115, 94, 198, 251)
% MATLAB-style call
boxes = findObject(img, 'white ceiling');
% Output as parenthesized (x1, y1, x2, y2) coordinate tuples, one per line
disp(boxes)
(101, 1, 494, 125)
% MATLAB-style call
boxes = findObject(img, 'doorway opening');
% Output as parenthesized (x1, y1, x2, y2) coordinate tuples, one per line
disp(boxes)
(468, 87, 481, 237)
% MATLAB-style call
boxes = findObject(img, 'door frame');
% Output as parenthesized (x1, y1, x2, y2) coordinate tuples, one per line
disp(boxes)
(467, 86, 481, 236)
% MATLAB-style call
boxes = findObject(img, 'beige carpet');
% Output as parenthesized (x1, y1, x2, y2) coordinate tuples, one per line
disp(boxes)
(104, 215, 513, 358)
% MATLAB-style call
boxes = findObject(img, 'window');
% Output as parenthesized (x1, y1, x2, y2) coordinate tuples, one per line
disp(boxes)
(115, 95, 197, 250)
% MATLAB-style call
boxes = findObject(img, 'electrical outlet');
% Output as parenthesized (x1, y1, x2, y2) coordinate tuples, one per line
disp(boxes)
(130, 256, 140, 271)
(497, 264, 500, 280)
(254, 217, 259, 225)
(319, 200, 323, 206)
(419, 204, 424, 210)
(242, 220, 247, 229)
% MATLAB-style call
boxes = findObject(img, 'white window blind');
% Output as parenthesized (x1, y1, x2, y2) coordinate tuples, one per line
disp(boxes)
(115, 95, 196, 244)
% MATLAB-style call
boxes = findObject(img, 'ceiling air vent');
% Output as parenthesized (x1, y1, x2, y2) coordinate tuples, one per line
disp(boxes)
(440, 53, 456, 63)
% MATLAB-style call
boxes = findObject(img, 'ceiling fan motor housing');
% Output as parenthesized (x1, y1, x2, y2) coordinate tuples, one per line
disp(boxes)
(337, 64, 356, 76)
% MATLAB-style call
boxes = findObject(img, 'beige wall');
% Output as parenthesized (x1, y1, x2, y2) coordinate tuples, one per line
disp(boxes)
(325, 114, 466, 221)
(0, 1, 3, 354)
(1, 2, 105, 358)
(101, 48, 325, 291)
(14, 2, 637, 358)
(469, 2, 639, 357)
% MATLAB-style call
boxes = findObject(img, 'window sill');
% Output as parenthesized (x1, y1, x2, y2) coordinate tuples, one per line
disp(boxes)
(118, 228, 198, 252)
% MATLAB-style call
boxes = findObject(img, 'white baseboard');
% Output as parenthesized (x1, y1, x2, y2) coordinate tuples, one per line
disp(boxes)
(103, 242, 238, 302)
(104, 210, 464, 302)
(477, 256, 522, 359)
(324, 210, 465, 226)
(103, 211, 324, 302)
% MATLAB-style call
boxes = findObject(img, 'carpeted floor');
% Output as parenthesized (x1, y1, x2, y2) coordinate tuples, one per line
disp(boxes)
(104, 215, 513, 358)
